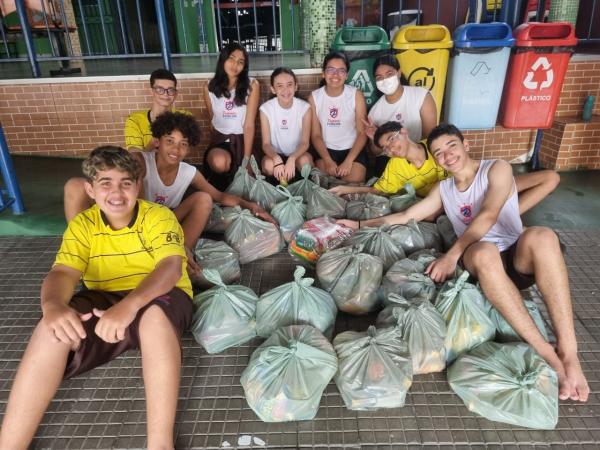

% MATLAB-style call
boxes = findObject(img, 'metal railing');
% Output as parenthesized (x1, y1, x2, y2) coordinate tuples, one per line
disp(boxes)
(1, 0, 598, 78)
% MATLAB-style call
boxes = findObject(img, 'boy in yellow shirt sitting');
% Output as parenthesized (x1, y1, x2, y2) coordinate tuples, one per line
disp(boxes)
(0, 146, 193, 450)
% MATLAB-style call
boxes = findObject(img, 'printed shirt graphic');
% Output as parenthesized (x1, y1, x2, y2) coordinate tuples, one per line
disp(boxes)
(54, 199, 192, 297)
(312, 85, 357, 150)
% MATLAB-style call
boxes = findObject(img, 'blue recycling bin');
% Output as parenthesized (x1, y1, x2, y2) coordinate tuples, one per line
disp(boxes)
(444, 23, 514, 129)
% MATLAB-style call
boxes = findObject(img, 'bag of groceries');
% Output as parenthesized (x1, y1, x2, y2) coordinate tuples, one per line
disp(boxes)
(316, 245, 383, 314)
(345, 193, 391, 220)
(225, 155, 255, 199)
(448, 341, 558, 429)
(204, 204, 237, 233)
(436, 214, 458, 251)
(248, 157, 286, 211)
(241, 324, 338, 422)
(271, 185, 307, 243)
(191, 239, 241, 288)
(376, 294, 446, 374)
(287, 164, 318, 202)
(388, 220, 429, 254)
(381, 257, 437, 302)
(344, 225, 405, 270)
(288, 217, 354, 266)
(334, 325, 412, 410)
(255, 266, 337, 339)
(224, 206, 283, 264)
(306, 186, 347, 220)
(435, 271, 495, 363)
(389, 183, 418, 213)
(484, 299, 549, 343)
(191, 269, 258, 354)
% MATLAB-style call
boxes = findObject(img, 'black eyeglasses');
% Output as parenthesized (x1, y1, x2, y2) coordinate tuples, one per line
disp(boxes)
(153, 86, 178, 96)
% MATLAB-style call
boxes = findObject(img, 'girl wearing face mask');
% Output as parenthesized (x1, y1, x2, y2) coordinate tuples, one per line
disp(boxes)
(366, 55, 437, 176)
(309, 51, 368, 183)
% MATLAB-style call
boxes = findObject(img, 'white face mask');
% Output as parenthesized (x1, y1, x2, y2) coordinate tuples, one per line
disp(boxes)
(376, 76, 400, 96)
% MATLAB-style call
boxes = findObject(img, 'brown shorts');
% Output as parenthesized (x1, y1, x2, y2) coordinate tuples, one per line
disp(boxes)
(63, 288, 193, 379)
(499, 239, 536, 290)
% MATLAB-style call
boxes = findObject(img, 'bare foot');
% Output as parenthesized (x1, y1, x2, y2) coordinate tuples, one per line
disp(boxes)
(536, 344, 573, 401)
(560, 355, 590, 402)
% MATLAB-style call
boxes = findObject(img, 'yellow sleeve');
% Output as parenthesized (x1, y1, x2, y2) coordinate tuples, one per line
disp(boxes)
(373, 158, 404, 195)
(53, 214, 91, 274)
(145, 206, 187, 264)
(124, 113, 144, 150)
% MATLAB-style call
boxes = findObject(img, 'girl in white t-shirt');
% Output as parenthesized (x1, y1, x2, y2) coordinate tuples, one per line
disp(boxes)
(259, 67, 313, 183)
(202, 43, 260, 189)
(365, 55, 437, 176)
(309, 51, 368, 183)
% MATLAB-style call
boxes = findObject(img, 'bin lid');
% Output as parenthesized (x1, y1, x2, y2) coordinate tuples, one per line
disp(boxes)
(514, 22, 577, 48)
(453, 22, 514, 48)
(393, 25, 453, 49)
(332, 26, 390, 51)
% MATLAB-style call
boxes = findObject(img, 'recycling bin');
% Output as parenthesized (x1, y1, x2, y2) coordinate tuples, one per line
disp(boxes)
(393, 24, 453, 121)
(331, 26, 390, 109)
(445, 22, 514, 129)
(499, 22, 577, 129)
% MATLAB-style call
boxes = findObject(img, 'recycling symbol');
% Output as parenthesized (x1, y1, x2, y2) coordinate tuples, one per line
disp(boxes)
(350, 69, 375, 103)
(408, 66, 435, 91)
(523, 57, 553, 90)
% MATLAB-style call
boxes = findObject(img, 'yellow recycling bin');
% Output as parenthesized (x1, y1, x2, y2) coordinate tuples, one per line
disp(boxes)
(393, 25, 453, 122)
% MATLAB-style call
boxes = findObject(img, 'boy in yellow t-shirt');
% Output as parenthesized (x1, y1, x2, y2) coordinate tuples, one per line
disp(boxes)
(0, 146, 192, 450)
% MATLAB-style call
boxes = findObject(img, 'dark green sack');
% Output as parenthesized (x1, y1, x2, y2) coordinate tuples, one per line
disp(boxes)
(344, 193, 391, 220)
(306, 186, 347, 220)
(241, 324, 338, 422)
(376, 294, 447, 374)
(381, 257, 436, 302)
(225, 156, 255, 199)
(389, 183, 418, 212)
(334, 325, 412, 410)
(344, 225, 406, 270)
(448, 341, 558, 429)
(191, 239, 240, 288)
(287, 164, 318, 202)
(271, 185, 307, 243)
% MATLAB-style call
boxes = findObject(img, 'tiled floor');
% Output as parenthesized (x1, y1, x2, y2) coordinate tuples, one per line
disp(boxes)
(0, 232, 599, 449)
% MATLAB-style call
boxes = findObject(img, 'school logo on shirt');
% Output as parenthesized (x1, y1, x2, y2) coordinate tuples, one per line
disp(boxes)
(225, 100, 234, 111)
(395, 112, 403, 122)
(281, 119, 288, 130)
(459, 203, 473, 224)
(327, 106, 341, 127)
(329, 107, 338, 118)
(223, 100, 238, 119)
(154, 194, 167, 205)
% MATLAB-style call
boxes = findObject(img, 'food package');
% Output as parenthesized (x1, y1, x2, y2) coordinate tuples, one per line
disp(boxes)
(287, 164, 318, 202)
(248, 157, 287, 211)
(306, 186, 347, 220)
(416, 221, 443, 252)
(191, 239, 241, 288)
(225, 155, 255, 199)
(435, 271, 495, 363)
(483, 299, 549, 343)
(271, 185, 307, 243)
(204, 204, 237, 233)
(381, 257, 437, 302)
(255, 266, 338, 339)
(344, 193, 391, 220)
(407, 248, 464, 280)
(436, 214, 458, 251)
(316, 245, 383, 314)
(241, 325, 338, 422)
(334, 325, 412, 410)
(191, 269, 259, 354)
(288, 217, 354, 266)
(309, 167, 347, 189)
(448, 341, 558, 429)
(344, 225, 405, 271)
(388, 220, 429, 254)
(389, 183, 418, 213)
(376, 294, 446, 374)
(224, 206, 283, 264)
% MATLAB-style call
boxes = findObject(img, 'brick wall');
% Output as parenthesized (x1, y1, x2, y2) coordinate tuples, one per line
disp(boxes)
(0, 58, 598, 169)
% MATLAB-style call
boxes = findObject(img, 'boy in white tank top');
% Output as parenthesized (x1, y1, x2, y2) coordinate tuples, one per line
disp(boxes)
(338, 123, 589, 405)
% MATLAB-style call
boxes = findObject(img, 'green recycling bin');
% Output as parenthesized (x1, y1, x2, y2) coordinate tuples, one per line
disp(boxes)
(331, 26, 390, 109)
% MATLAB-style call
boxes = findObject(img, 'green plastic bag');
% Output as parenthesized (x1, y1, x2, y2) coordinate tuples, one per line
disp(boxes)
(344, 225, 405, 270)
(448, 341, 558, 429)
(389, 220, 429, 254)
(204, 204, 237, 233)
(271, 185, 307, 243)
(224, 206, 283, 264)
(241, 324, 338, 422)
(191, 239, 241, 288)
(334, 325, 412, 411)
(344, 193, 391, 220)
(306, 186, 347, 220)
(381, 258, 437, 302)
(256, 266, 338, 339)
(248, 157, 287, 211)
(376, 294, 446, 374)
(191, 269, 259, 354)
(389, 183, 418, 212)
(309, 167, 347, 189)
(435, 271, 495, 363)
(416, 222, 443, 252)
(287, 164, 318, 202)
(225, 155, 255, 199)
(436, 214, 458, 251)
(316, 245, 383, 315)
(484, 299, 549, 343)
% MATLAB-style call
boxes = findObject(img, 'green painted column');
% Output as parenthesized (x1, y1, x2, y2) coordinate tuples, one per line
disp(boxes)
(548, 0, 580, 25)
(306, 0, 337, 68)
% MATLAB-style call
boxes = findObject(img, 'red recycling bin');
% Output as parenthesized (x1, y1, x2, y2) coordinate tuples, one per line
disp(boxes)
(499, 22, 577, 129)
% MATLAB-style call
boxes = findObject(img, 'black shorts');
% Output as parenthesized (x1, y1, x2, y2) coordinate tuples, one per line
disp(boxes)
(374, 154, 390, 177)
(499, 239, 536, 290)
(206, 140, 232, 156)
(319, 147, 369, 168)
(63, 288, 193, 379)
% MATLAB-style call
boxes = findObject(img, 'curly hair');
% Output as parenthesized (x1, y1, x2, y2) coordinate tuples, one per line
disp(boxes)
(208, 42, 251, 107)
(82, 146, 142, 182)
(150, 112, 201, 147)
